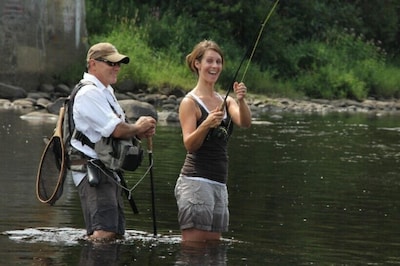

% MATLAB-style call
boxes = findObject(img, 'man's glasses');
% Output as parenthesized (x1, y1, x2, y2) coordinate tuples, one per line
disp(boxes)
(95, 58, 121, 67)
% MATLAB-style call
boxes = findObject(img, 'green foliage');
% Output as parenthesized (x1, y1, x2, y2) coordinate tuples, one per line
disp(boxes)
(57, 63, 85, 86)
(78, 0, 400, 100)
(282, 28, 389, 100)
(89, 20, 194, 90)
(85, 0, 141, 35)
(296, 66, 367, 100)
(363, 63, 400, 99)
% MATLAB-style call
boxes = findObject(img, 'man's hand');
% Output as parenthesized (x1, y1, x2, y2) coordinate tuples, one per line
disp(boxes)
(134, 116, 156, 139)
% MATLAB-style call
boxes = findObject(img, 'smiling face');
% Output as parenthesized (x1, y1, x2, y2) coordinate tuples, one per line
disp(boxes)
(88, 58, 121, 87)
(195, 49, 223, 85)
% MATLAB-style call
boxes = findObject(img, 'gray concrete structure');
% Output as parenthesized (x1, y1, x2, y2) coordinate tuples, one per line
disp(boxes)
(0, 0, 87, 90)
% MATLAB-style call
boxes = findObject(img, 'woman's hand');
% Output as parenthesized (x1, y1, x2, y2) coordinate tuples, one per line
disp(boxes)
(205, 108, 224, 128)
(233, 82, 247, 101)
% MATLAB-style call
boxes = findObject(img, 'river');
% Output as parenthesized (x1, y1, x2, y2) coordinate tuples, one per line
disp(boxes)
(1, 109, 400, 265)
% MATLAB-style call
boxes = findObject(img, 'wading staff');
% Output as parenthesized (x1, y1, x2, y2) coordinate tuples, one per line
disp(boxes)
(147, 137, 157, 236)
(220, 0, 279, 110)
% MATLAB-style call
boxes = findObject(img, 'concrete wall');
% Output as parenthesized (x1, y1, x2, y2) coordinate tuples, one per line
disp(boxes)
(0, 0, 87, 90)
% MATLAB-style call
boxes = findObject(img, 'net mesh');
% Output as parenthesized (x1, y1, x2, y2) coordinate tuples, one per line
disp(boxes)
(36, 136, 65, 204)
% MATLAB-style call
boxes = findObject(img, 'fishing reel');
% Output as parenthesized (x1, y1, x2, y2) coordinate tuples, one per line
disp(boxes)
(207, 124, 230, 141)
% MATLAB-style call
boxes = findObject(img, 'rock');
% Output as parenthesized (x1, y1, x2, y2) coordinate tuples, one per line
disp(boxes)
(47, 98, 67, 114)
(0, 82, 27, 100)
(36, 98, 53, 108)
(55, 84, 72, 96)
(143, 94, 163, 106)
(117, 79, 141, 93)
(20, 110, 58, 122)
(5, 80, 400, 124)
(119, 99, 158, 121)
(158, 110, 179, 123)
(115, 92, 132, 100)
(162, 103, 177, 111)
(159, 86, 186, 98)
(27, 92, 52, 100)
(39, 84, 55, 93)
(0, 99, 12, 108)
(270, 114, 283, 120)
(12, 98, 34, 109)
(163, 96, 178, 105)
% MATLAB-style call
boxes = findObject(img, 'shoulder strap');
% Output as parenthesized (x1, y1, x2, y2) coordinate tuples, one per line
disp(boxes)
(69, 80, 94, 102)
(185, 94, 208, 126)
(66, 81, 95, 148)
(187, 93, 233, 139)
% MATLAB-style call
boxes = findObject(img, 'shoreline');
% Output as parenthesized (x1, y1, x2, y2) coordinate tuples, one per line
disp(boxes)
(251, 96, 400, 117)
(2, 91, 400, 124)
(2, 80, 400, 122)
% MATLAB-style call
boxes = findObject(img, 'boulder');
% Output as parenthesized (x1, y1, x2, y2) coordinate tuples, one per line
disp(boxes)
(0, 82, 27, 100)
(0, 99, 12, 108)
(47, 98, 67, 114)
(119, 99, 158, 121)
(38, 84, 55, 93)
(158, 110, 179, 123)
(12, 98, 34, 109)
(55, 84, 72, 96)
(27, 92, 52, 100)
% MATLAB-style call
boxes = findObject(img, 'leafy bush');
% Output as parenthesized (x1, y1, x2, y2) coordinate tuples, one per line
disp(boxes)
(78, 1, 400, 100)
(368, 64, 400, 99)
(281, 28, 391, 100)
(89, 20, 195, 90)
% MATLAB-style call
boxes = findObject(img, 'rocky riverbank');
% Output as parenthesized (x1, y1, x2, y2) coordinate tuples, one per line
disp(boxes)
(1, 81, 400, 124)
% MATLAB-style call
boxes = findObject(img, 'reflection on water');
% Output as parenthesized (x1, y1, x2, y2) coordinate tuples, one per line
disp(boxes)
(4, 227, 230, 265)
(1, 110, 400, 265)
(175, 241, 228, 266)
(78, 242, 122, 266)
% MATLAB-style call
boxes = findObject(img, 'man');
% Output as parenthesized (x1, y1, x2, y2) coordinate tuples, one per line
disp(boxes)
(71, 42, 156, 241)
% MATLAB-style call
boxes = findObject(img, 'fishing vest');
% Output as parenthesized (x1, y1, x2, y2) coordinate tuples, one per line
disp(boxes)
(67, 82, 143, 173)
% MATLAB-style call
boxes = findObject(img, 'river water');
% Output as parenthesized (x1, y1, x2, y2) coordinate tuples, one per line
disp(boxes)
(1, 108, 400, 265)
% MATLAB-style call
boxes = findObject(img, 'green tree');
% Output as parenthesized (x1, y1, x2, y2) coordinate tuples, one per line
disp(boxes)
(83, 0, 400, 100)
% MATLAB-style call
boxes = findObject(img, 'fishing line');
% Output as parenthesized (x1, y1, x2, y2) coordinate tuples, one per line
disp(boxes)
(221, 0, 279, 108)
(125, 160, 153, 197)
(90, 160, 153, 199)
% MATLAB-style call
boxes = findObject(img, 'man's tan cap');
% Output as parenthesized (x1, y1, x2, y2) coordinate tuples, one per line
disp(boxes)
(86, 42, 129, 64)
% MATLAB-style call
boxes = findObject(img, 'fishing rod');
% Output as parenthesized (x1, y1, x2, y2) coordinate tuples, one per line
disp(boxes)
(147, 137, 157, 237)
(220, 0, 279, 110)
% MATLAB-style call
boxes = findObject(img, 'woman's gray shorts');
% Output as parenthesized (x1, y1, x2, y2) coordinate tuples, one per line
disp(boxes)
(174, 176, 229, 232)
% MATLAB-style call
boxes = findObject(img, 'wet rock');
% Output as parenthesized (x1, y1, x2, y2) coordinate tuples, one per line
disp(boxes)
(27, 92, 52, 100)
(47, 98, 67, 114)
(162, 103, 177, 111)
(115, 92, 132, 100)
(0, 82, 27, 100)
(4, 81, 400, 125)
(20, 110, 58, 122)
(55, 84, 71, 96)
(119, 99, 158, 121)
(36, 98, 52, 109)
(12, 98, 34, 109)
(38, 84, 55, 93)
(116, 79, 136, 93)
(158, 110, 179, 123)
(0, 99, 12, 109)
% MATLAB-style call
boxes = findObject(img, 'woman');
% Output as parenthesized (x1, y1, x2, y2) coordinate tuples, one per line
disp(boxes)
(175, 40, 252, 242)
